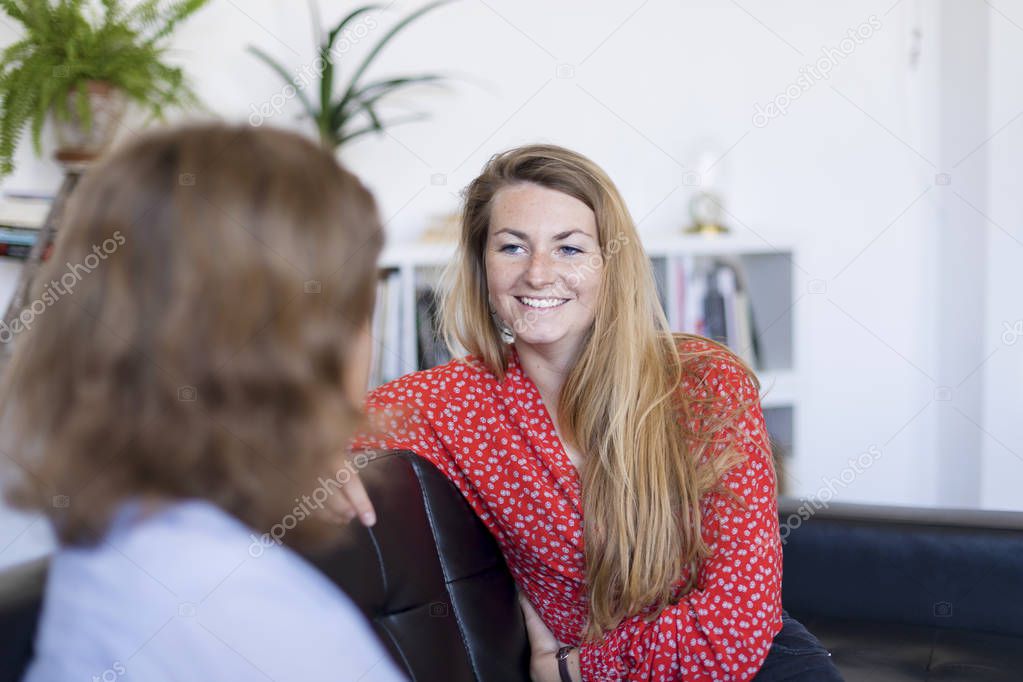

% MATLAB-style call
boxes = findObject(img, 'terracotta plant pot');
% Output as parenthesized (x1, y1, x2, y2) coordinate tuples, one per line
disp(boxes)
(53, 80, 128, 165)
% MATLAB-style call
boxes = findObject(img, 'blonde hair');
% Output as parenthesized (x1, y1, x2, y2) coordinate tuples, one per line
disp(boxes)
(442, 144, 763, 637)
(0, 123, 383, 549)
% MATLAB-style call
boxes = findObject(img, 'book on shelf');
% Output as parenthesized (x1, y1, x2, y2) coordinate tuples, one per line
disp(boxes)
(0, 194, 53, 260)
(0, 227, 36, 246)
(368, 271, 453, 388)
(0, 243, 32, 259)
(651, 257, 668, 314)
(0, 226, 44, 260)
(415, 287, 450, 371)
(369, 271, 404, 388)
(659, 257, 761, 369)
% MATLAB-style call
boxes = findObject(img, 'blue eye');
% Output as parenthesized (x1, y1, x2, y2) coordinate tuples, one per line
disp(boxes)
(499, 244, 524, 254)
(559, 246, 583, 256)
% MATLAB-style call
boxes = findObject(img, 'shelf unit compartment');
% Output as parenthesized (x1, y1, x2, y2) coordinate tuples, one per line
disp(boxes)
(413, 265, 451, 373)
(650, 248, 795, 376)
(763, 405, 795, 497)
(739, 253, 794, 373)
(369, 268, 406, 389)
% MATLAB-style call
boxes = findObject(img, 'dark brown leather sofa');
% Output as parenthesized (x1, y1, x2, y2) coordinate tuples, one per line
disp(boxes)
(1, 451, 1020, 681)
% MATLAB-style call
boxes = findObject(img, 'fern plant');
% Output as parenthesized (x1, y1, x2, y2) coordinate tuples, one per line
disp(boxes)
(248, 0, 452, 151)
(0, 0, 210, 176)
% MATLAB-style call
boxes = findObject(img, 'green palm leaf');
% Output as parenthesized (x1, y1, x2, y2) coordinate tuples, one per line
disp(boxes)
(246, 45, 318, 121)
(331, 74, 445, 135)
(249, 0, 455, 152)
(335, 0, 451, 117)
(318, 5, 382, 140)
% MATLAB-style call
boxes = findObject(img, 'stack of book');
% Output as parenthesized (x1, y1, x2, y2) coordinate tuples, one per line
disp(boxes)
(0, 193, 51, 260)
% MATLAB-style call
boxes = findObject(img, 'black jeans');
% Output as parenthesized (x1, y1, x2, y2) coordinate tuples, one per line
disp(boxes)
(752, 610, 845, 681)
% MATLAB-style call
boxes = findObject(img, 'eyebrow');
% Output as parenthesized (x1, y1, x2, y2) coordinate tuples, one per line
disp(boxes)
(493, 228, 593, 241)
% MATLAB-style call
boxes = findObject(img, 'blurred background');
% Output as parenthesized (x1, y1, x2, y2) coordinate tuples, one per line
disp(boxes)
(0, 0, 1020, 569)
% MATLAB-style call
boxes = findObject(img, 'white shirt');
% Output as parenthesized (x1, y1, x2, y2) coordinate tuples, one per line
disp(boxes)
(23, 499, 407, 682)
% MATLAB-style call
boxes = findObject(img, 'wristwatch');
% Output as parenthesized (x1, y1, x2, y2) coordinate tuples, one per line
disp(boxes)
(556, 645, 575, 682)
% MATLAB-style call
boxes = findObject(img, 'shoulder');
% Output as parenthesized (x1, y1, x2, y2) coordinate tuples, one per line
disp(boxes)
(356, 356, 499, 451)
(44, 500, 314, 607)
(44, 500, 250, 603)
(672, 338, 775, 504)
(33, 500, 404, 681)
(672, 335, 765, 451)
(675, 334, 760, 405)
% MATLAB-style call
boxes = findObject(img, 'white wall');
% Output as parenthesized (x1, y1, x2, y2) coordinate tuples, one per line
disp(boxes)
(0, 0, 1020, 567)
(982, 1, 1023, 510)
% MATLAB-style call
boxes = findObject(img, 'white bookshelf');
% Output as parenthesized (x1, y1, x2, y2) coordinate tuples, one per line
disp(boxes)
(379, 242, 457, 269)
(759, 370, 798, 408)
(374, 234, 801, 493)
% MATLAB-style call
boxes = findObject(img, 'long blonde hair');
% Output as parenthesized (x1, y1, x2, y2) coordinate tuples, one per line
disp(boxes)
(442, 144, 763, 638)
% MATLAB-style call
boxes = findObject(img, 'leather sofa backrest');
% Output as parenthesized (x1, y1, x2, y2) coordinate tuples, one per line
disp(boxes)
(778, 497, 1023, 638)
(307, 451, 530, 680)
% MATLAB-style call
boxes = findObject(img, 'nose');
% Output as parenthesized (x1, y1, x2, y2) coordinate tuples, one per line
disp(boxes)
(524, 251, 557, 290)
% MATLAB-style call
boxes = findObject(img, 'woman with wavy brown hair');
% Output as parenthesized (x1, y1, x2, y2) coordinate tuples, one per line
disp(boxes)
(0, 124, 403, 681)
(352, 144, 842, 681)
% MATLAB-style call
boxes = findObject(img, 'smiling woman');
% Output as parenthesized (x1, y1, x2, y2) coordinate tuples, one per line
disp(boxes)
(353, 144, 842, 681)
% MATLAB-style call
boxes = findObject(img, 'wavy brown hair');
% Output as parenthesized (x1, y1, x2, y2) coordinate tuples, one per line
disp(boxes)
(0, 123, 383, 549)
(442, 144, 765, 638)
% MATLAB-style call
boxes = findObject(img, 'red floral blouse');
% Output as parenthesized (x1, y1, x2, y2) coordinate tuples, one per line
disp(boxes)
(353, 337, 784, 681)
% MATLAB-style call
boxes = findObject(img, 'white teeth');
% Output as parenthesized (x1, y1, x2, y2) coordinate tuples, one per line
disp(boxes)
(518, 297, 567, 309)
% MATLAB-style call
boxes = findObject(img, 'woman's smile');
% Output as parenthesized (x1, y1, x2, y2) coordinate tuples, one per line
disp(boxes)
(516, 296, 570, 310)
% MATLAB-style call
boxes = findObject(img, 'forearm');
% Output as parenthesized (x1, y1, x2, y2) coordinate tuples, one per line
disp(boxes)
(532, 648, 581, 682)
(578, 593, 782, 681)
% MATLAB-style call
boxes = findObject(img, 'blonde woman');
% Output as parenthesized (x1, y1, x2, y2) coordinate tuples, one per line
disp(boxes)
(349, 145, 842, 681)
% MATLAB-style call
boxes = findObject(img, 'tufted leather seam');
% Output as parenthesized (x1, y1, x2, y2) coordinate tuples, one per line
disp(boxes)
(409, 458, 484, 682)
(376, 621, 418, 682)
(443, 563, 503, 587)
(366, 526, 389, 595)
